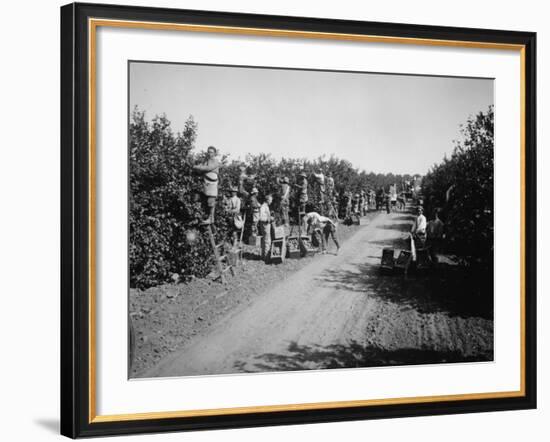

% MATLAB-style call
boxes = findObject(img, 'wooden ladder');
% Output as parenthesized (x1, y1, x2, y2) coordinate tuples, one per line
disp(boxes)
(325, 199, 338, 220)
(205, 224, 235, 284)
(289, 206, 306, 240)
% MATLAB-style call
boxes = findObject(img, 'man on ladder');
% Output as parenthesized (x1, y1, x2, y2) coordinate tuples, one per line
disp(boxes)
(192, 145, 220, 225)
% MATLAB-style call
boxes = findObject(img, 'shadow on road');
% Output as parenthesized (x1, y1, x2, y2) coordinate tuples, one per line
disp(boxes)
(234, 340, 492, 373)
(317, 262, 493, 320)
(391, 214, 415, 221)
(376, 223, 412, 232)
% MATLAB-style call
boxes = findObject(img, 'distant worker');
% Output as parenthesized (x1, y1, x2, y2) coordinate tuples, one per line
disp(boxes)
(277, 176, 290, 228)
(344, 191, 352, 219)
(303, 211, 340, 255)
(258, 194, 274, 261)
(390, 184, 398, 211)
(248, 187, 261, 235)
(384, 191, 391, 214)
(227, 186, 242, 246)
(326, 172, 335, 200)
(397, 192, 406, 211)
(312, 169, 326, 203)
(410, 206, 427, 248)
(294, 172, 308, 216)
(352, 193, 360, 215)
(193, 145, 220, 224)
(427, 208, 445, 263)
(238, 165, 255, 198)
(360, 190, 368, 216)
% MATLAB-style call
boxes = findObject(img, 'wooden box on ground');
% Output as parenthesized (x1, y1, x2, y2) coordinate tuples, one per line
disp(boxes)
(286, 236, 301, 259)
(248, 235, 262, 247)
(394, 250, 413, 272)
(381, 248, 395, 270)
(299, 236, 317, 257)
(270, 238, 286, 263)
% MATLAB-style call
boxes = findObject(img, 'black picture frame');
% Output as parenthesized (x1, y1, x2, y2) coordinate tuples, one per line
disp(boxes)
(61, 2, 537, 438)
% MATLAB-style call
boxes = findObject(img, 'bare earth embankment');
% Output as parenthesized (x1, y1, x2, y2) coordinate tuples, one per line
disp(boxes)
(131, 209, 493, 378)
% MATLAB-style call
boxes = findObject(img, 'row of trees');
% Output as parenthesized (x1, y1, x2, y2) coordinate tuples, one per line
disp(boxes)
(421, 106, 494, 268)
(130, 107, 416, 288)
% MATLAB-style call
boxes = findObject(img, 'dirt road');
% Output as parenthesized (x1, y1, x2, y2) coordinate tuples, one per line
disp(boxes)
(143, 210, 493, 377)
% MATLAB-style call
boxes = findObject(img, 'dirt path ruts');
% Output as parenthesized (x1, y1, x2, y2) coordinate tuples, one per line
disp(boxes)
(143, 211, 493, 377)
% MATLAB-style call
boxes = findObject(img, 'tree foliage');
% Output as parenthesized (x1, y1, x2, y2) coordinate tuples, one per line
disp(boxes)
(422, 106, 494, 267)
(130, 108, 416, 288)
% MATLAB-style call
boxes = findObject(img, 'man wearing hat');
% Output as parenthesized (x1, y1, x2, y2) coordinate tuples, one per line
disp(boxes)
(227, 186, 243, 246)
(277, 176, 290, 228)
(249, 187, 261, 235)
(326, 172, 334, 198)
(294, 172, 308, 216)
(193, 145, 220, 224)
(352, 193, 361, 216)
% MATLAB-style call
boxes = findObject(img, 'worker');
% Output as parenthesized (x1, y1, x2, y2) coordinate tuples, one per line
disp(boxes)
(277, 176, 290, 228)
(227, 186, 242, 246)
(410, 206, 427, 248)
(312, 169, 326, 203)
(192, 145, 220, 224)
(303, 211, 340, 255)
(326, 172, 335, 200)
(426, 208, 445, 263)
(352, 193, 360, 216)
(258, 194, 274, 261)
(390, 184, 398, 212)
(294, 172, 308, 216)
(249, 187, 261, 235)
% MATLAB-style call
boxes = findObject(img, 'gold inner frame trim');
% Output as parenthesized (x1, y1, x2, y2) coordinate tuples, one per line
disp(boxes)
(88, 17, 527, 424)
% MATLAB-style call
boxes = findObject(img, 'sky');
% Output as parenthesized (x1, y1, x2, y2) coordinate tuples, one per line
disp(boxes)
(129, 61, 493, 175)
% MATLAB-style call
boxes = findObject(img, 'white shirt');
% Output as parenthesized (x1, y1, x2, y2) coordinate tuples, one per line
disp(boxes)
(304, 212, 335, 230)
(412, 214, 427, 234)
(259, 202, 271, 222)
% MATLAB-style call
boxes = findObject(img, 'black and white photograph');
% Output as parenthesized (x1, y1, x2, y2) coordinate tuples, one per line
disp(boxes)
(128, 61, 494, 378)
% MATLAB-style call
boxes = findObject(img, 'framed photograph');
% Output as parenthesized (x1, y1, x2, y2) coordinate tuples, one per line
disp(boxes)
(60, 2, 537, 438)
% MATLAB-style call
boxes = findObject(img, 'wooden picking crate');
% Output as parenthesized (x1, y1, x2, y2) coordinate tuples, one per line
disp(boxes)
(248, 234, 262, 247)
(394, 250, 413, 273)
(270, 238, 286, 263)
(381, 248, 395, 270)
(286, 236, 301, 259)
(299, 236, 317, 257)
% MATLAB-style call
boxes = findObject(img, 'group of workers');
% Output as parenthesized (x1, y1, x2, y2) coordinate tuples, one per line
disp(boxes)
(193, 145, 433, 263)
(410, 205, 445, 263)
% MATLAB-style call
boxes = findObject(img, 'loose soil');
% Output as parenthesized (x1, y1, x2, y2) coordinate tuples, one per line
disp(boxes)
(130, 209, 493, 378)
